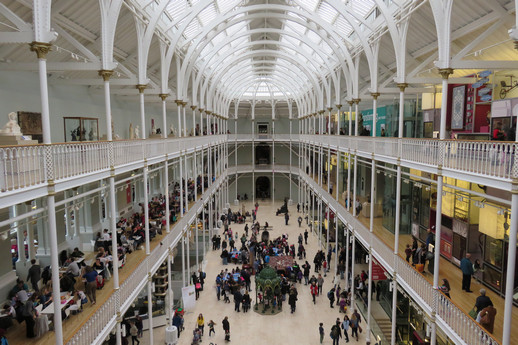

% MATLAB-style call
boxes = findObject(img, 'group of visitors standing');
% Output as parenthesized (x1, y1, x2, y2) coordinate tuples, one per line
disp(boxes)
(320, 309, 362, 344)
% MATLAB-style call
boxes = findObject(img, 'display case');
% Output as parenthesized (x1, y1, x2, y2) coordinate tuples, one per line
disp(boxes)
(64, 117, 99, 142)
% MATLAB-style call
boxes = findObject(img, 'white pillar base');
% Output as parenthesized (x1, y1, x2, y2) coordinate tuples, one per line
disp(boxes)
(234, 199, 239, 206)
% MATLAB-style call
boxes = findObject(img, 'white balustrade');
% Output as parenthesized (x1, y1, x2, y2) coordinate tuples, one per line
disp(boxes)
(0, 145, 45, 191)
(66, 174, 226, 345)
(299, 169, 496, 345)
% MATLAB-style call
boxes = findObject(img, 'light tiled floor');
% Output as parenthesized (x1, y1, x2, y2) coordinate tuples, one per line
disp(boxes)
(138, 201, 371, 345)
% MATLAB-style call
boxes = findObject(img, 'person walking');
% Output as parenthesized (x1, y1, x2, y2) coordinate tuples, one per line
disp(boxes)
(475, 289, 493, 313)
(319, 322, 324, 344)
(22, 294, 37, 338)
(303, 261, 311, 285)
(460, 253, 474, 292)
(304, 229, 309, 244)
(233, 289, 242, 312)
(342, 315, 350, 343)
(328, 287, 335, 308)
(197, 313, 205, 335)
(135, 315, 143, 338)
(350, 309, 361, 341)
(83, 266, 98, 305)
(331, 320, 342, 345)
(172, 313, 184, 338)
(222, 316, 230, 341)
(289, 286, 298, 313)
(129, 321, 140, 345)
(310, 281, 318, 304)
(317, 274, 324, 295)
(242, 291, 251, 312)
(26, 259, 41, 292)
(285, 212, 290, 225)
(298, 216, 303, 227)
(208, 320, 216, 337)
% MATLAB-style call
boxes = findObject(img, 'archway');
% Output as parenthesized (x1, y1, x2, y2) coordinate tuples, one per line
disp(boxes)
(255, 143, 271, 164)
(256, 176, 271, 199)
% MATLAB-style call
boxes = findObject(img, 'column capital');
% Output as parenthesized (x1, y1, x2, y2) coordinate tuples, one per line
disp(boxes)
(396, 83, 408, 92)
(174, 99, 183, 106)
(198, 108, 205, 113)
(438, 68, 454, 79)
(30, 41, 52, 59)
(206, 110, 212, 115)
(159, 93, 169, 101)
(327, 107, 333, 112)
(347, 100, 354, 106)
(191, 105, 197, 111)
(352, 98, 361, 104)
(318, 110, 325, 115)
(335, 104, 342, 110)
(181, 101, 188, 107)
(371, 92, 380, 100)
(136, 84, 147, 93)
(98, 69, 114, 82)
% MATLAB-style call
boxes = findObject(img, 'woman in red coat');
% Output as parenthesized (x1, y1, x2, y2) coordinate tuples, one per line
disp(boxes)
(310, 282, 318, 304)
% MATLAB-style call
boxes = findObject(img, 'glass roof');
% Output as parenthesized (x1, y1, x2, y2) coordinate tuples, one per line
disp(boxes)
(140, 0, 384, 103)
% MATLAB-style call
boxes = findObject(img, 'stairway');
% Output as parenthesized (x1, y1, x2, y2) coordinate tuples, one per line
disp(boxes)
(377, 319, 392, 344)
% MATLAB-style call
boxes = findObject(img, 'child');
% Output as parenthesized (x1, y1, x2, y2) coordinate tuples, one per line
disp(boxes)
(323, 261, 327, 277)
(319, 322, 324, 344)
(208, 320, 216, 336)
(405, 244, 412, 262)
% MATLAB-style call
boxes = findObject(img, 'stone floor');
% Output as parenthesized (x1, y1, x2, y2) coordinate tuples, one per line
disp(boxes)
(137, 200, 371, 345)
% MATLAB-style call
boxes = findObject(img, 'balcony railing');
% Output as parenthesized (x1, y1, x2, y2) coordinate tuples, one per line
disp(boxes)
(66, 173, 227, 345)
(301, 135, 518, 182)
(299, 170, 499, 345)
(0, 135, 226, 193)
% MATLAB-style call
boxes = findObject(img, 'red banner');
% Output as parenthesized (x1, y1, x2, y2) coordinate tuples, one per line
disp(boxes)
(371, 259, 387, 280)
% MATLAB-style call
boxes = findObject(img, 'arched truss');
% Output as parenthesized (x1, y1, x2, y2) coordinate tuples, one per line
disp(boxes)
(201, 49, 325, 112)
(136, 0, 400, 115)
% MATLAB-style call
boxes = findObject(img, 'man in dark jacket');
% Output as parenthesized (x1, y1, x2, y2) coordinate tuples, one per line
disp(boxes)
(222, 316, 230, 341)
(233, 290, 242, 312)
(475, 289, 493, 313)
(460, 253, 474, 292)
(27, 259, 41, 292)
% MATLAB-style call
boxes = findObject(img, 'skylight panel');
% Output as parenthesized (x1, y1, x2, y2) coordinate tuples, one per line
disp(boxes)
(211, 30, 227, 46)
(350, 0, 376, 18)
(166, 1, 188, 22)
(216, 0, 240, 14)
(306, 30, 321, 44)
(230, 36, 248, 48)
(318, 2, 338, 23)
(184, 19, 200, 40)
(226, 21, 247, 36)
(285, 21, 306, 36)
(298, 0, 319, 12)
(198, 3, 218, 26)
(334, 15, 352, 37)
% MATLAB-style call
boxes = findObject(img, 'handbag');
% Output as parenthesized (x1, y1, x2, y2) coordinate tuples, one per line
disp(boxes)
(195, 283, 201, 289)
(480, 311, 490, 325)
(468, 308, 478, 319)
(359, 325, 363, 333)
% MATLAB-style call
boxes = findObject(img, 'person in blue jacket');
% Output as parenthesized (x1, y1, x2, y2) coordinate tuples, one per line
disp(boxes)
(460, 253, 474, 292)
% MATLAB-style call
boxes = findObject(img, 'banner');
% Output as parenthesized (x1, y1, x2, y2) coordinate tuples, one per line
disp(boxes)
(182, 285, 196, 311)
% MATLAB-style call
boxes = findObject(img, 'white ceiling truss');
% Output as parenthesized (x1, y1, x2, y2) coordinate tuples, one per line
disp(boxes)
(0, 0, 516, 118)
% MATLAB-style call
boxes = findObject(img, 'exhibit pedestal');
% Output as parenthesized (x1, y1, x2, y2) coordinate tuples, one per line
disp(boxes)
(0, 134, 38, 146)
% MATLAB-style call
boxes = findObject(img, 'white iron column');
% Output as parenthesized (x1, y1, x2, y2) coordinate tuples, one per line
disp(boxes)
(165, 158, 170, 233)
(181, 236, 186, 287)
(167, 249, 174, 326)
(503, 191, 518, 345)
(160, 94, 168, 139)
(327, 145, 331, 194)
(31, 39, 62, 345)
(147, 273, 154, 344)
(184, 154, 189, 212)
(179, 156, 184, 217)
(182, 102, 187, 137)
(353, 99, 360, 136)
(192, 106, 197, 136)
(350, 231, 356, 307)
(144, 165, 150, 254)
(202, 206, 206, 259)
(193, 150, 197, 202)
(175, 100, 183, 137)
(137, 84, 147, 139)
(195, 215, 199, 268)
(336, 104, 342, 135)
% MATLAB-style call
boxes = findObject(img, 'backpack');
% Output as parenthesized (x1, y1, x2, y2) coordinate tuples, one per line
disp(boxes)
(327, 290, 333, 300)
(41, 265, 51, 284)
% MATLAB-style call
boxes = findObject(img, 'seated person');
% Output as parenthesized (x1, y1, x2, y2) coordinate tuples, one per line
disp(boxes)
(92, 258, 106, 278)
(0, 304, 15, 329)
(8, 280, 28, 300)
(66, 258, 81, 277)
(70, 247, 84, 258)
(15, 287, 29, 304)
(38, 287, 53, 308)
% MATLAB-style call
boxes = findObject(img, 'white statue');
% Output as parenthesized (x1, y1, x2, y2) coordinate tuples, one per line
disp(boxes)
(129, 123, 134, 139)
(0, 112, 22, 135)
(134, 125, 140, 139)
(151, 119, 156, 135)
(170, 125, 174, 135)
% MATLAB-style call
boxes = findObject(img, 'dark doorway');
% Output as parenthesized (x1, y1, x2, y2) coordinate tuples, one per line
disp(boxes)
(256, 176, 270, 199)
(255, 143, 270, 164)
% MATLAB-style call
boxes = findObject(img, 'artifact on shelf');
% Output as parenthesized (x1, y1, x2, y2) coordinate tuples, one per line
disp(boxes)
(0, 112, 38, 145)
(0, 112, 22, 135)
